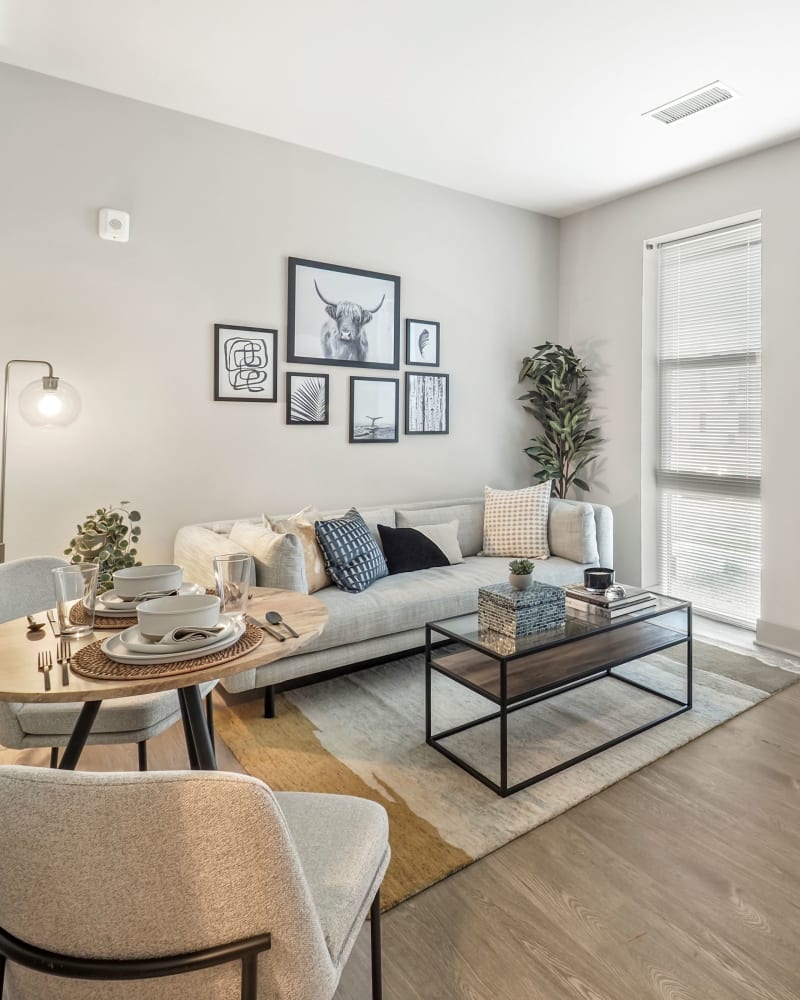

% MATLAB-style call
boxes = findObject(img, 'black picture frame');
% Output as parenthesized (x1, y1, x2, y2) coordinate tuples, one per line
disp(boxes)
(406, 318, 441, 367)
(288, 257, 401, 370)
(405, 372, 449, 435)
(349, 377, 399, 443)
(285, 372, 330, 425)
(213, 324, 277, 402)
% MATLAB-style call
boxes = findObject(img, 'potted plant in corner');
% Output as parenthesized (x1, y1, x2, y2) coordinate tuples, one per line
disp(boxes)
(64, 501, 142, 593)
(508, 559, 535, 591)
(518, 342, 602, 498)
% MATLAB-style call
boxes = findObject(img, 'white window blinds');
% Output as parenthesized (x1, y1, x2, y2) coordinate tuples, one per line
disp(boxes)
(655, 219, 761, 627)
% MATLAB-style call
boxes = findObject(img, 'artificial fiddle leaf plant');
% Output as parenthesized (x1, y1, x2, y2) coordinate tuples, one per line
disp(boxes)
(64, 500, 142, 592)
(518, 342, 602, 500)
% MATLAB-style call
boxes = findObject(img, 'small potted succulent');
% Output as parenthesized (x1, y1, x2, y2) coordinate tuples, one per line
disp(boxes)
(508, 558, 535, 591)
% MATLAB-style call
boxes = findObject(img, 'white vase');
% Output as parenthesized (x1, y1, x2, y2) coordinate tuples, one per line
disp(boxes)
(508, 573, 533, 591)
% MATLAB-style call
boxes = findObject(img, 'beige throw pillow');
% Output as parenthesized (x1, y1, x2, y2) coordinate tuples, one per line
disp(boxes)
(266, 506, 332, 594)
(483, 482, 552, 559)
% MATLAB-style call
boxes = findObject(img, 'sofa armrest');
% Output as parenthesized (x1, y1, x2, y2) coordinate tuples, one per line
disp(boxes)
(173, 525, 250, 590)
(547, 498, 613, 567)
(589, 502, 613, 569)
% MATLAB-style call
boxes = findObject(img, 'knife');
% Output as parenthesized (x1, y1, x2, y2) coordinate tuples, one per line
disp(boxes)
(246, 615, 285, 641)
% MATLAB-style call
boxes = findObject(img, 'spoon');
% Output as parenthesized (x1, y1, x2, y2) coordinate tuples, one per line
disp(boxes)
(266, 611, 299, 638)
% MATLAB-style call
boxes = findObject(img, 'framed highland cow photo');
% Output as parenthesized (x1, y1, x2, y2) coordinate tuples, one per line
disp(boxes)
(287, 257, 401, 370)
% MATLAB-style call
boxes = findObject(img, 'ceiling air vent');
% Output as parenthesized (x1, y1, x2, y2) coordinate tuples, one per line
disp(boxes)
(643, 81, 739, 124)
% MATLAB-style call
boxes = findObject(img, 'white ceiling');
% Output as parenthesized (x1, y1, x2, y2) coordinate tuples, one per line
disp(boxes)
(2, 0, 799, 217)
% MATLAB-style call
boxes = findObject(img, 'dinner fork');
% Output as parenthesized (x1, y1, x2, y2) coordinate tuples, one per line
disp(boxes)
(37, 650, 53, 691)
(56, 639, 72, 686)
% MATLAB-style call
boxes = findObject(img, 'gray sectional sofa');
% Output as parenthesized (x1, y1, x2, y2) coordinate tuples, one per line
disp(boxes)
(173, 495, 613, 712)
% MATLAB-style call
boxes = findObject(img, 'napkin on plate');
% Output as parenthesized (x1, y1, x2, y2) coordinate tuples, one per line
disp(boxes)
(158, 626, 225, 646)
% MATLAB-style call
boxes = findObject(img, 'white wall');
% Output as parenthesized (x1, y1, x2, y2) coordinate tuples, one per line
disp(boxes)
(559, 139, 800, 654)
(0, 64, 559, 565)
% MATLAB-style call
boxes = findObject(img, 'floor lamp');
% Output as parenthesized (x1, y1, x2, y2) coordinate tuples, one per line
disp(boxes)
(0, 360, 81, 563)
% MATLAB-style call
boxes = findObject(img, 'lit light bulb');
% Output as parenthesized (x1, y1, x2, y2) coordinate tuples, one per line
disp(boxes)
(19, 377, 81, 427)
(37, 391, 64, 418)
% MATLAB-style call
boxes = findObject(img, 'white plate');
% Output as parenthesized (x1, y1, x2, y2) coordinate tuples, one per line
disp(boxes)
(101, 617, 245, 664)
(92, 582, 205, 617)
(119, 616, 236, 654)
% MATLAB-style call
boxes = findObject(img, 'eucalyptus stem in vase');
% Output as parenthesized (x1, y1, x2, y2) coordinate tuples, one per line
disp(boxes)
(64, 501, 142, 593)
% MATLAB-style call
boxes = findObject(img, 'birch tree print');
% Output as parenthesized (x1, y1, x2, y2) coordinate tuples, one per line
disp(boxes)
(406, 373, 449, 434)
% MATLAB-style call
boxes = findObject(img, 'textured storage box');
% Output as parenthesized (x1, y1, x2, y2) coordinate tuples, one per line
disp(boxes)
(478, 581, 566, 638)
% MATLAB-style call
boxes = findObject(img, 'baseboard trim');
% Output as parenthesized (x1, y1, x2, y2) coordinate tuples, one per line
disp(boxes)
(755, 619, 800, 658)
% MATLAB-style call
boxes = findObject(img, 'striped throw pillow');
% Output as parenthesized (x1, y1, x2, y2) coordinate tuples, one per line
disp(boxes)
(483, 483, 552, 559)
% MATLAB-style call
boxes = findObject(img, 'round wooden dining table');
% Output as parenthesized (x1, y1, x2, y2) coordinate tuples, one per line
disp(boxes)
(0, 587, 327, 771)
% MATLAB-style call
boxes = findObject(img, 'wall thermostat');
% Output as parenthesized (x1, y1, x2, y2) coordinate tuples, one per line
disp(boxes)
(98, 208, 130, 242)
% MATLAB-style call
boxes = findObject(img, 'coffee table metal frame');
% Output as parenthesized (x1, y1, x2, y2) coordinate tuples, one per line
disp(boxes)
(425, 595, 692, 797)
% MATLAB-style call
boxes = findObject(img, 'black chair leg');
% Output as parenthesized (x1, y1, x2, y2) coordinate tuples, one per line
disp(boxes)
(137, 741, 148, 772)
(370, 890, 382, 1000)
(205, 691, 215, 751)
(263, 686, 275, 719)
(49, 748, 58, 768)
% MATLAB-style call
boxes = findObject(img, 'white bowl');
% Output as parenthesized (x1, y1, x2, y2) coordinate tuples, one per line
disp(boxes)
(137, 594, 220, 640)
(113, 564, 183, 600)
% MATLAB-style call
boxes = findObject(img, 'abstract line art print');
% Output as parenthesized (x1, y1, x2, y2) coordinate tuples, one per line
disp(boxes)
(214, 324, 278, 402)
(405, 372, 449, 434)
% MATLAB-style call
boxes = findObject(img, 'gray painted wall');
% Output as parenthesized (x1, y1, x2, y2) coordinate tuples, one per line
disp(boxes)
(0, 64, 559, 564)
(560, 139, 800, 653)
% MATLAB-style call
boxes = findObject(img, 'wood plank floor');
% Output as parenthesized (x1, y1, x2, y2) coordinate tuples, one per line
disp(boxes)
(3, 674, 799, 999)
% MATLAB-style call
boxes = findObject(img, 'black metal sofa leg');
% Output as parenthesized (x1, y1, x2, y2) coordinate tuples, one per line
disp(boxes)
(137, 741, 147, 771)
(371, 890, 382, 1000)
(49, 748, 58, 768)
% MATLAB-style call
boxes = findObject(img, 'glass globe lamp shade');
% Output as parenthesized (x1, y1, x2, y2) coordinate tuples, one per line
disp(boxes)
(18, 377, 81, 427)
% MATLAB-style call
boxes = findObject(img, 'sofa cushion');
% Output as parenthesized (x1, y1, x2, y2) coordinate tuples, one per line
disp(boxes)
(315, 506, 396, 551)
(229, 521, 307, 592)
(377, 521, 463, 575)
(315, 509, 389, 593)
(266, 507, 331, 594)
(548, 500, 599, 564)
(482, 482, 551, 559)
(294, 554, 584, 656)
(395, 502, 484, 556)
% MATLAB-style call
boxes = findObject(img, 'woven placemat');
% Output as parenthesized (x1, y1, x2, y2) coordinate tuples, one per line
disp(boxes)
(69, 602, 137, 630)
(71, 623, 264, 681)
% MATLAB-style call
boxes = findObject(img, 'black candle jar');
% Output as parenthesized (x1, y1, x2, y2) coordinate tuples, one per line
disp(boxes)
(584, 567, 615, 593)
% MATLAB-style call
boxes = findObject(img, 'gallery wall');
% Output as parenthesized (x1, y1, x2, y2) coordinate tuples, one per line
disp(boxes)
(559, 138, 800, 654)
(0, 64, 559, 564)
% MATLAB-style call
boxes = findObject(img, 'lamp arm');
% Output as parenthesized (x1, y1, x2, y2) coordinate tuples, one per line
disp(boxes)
(0, 360, 55, 563)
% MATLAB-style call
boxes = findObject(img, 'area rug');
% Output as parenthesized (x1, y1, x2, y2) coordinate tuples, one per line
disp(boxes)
(214, 641, 798, 910)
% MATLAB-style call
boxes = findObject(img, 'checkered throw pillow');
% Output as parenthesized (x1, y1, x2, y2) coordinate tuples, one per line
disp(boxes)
(482, 482, 552, 559)
(315, 508, 389, 593)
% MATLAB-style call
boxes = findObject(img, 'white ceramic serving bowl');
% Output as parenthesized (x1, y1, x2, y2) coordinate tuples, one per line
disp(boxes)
(113, 564, 184, 600)
(137, 594, 220, 640)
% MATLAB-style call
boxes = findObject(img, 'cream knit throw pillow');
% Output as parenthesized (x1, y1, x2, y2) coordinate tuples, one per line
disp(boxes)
(483, 482, 551, 559)
(266, 506, 332, 594)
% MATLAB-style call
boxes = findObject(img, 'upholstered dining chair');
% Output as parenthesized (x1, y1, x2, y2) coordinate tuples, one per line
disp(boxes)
(0, 766, 389, 999)
(0, 556, 215, 770)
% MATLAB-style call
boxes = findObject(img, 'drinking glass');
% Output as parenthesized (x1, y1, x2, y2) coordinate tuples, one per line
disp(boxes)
(213, 553, 251, 622)
(53, 563, 98, 638)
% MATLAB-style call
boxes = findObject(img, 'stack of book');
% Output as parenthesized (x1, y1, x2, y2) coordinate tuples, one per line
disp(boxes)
(564, 584, 657, 620)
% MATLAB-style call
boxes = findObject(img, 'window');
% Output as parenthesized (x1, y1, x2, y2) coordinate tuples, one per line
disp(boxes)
(654, 219, 761, 627)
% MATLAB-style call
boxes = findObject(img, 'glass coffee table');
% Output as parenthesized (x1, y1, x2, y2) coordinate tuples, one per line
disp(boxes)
(425, 594, 691, 797)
